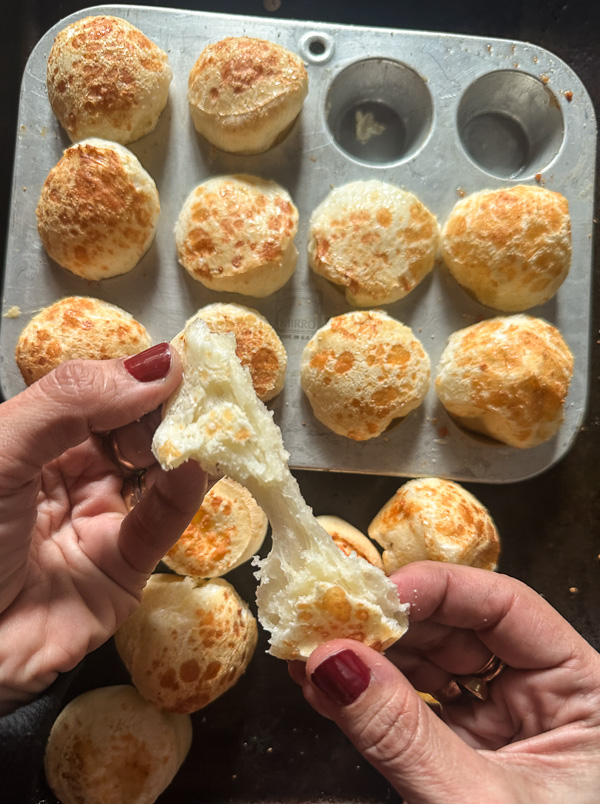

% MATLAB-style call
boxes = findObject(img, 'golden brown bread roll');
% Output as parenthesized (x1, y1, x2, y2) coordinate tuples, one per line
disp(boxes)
(15, 296, 152, 385)
(47, 15, 172, 144)
(368, 478, 500, 573)
(435, 315, 574, 448)
(37, 138, 160, 279)
(191, 303, 287, 401)
(161, 476, 268, 578)
(152, 317, 408, 660)
(441, 185, 571, 311)
(300, 310, 430, 441)
(188, 36, 308, 154)
(316, 515, 384, 570)
(308, 180, 440, 306)
(175, 174, 298, 297)
(44, 685, 192, 804)
(115, 574, 257, 713)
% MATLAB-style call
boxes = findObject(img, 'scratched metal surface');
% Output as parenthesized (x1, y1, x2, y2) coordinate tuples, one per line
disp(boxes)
(0, 3, 596, 482)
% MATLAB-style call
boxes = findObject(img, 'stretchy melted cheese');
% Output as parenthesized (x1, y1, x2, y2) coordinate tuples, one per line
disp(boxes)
(152, 318, 408, 660)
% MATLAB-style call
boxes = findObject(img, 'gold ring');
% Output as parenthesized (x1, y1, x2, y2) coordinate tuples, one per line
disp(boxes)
(475, 654, 507, 683)
(435, 654, 507, 705)
(121, 471, 147, 512)
(104, 431, 138, 473)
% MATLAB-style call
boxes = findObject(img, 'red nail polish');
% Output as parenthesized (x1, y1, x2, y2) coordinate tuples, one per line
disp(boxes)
(311, 649, 371, 706)
(124, 343, 172, 382)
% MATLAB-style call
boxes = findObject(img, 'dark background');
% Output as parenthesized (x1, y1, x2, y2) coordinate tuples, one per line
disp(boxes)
(1, 1, 599, 802)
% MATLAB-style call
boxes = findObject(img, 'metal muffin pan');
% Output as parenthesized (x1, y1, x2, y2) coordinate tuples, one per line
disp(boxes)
(1, 4, 596, 482)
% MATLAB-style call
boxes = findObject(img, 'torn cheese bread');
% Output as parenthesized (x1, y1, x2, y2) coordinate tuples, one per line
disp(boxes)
(152, 317, 408, 660)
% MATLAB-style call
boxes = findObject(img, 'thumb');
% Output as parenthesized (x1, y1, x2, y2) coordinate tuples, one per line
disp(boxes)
(303, 640, 505, 804)
(0, 343, 180, 488)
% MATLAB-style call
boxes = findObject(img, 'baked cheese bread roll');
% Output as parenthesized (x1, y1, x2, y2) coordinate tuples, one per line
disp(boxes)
(308, 180, 439, 306)
(162, 476, 268, 578)
(316, 515, 384, 570)
(435, 315, 574, 448)
(368, 478, 500, 573)
(441, 185, 571, 311)
(188, 36, 308, 154)
(115, 575, 257, 713)
(47, 15, 172, 144)
(37, 139, 160, 279)
(15, 296, 152, 385)
(175, 175, 298, 297)
(191, 303, 287, 401)
(300, 310, 430, 441)
(152, 317, 408, 660)
(44, 685, 191, 804)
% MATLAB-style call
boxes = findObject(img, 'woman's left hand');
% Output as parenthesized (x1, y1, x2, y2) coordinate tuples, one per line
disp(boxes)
(0, 344, 206, 714)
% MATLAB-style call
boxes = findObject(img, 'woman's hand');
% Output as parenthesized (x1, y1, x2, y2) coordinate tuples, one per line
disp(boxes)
(291, 561, 600, 803)
(0, 345, 206, 714)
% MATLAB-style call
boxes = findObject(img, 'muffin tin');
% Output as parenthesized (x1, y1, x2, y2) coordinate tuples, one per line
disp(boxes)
(1, 4, 596, 482)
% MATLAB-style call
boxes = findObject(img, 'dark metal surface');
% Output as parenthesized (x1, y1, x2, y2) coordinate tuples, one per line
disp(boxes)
(1, 2, 599, 803)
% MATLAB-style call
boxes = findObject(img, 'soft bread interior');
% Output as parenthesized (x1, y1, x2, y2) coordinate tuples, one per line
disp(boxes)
(152, 318, 408, 660)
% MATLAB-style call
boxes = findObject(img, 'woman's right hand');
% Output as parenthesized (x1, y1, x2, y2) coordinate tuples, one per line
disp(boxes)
(291, 561, 600, 803)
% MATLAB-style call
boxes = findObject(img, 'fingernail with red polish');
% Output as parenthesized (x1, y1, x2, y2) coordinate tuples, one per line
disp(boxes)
(124, 343, 172, 382)
(311, 649, 371, 706)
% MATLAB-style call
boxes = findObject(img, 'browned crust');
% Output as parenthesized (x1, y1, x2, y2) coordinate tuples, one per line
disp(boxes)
(47, 15, 171, 141)
(36, 141, 158, 278)
(15, 296, 151, 385)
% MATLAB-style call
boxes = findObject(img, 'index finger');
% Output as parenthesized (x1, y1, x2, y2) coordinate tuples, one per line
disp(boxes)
(392, 561, 594, 670)
(117, 460, 207, 580)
